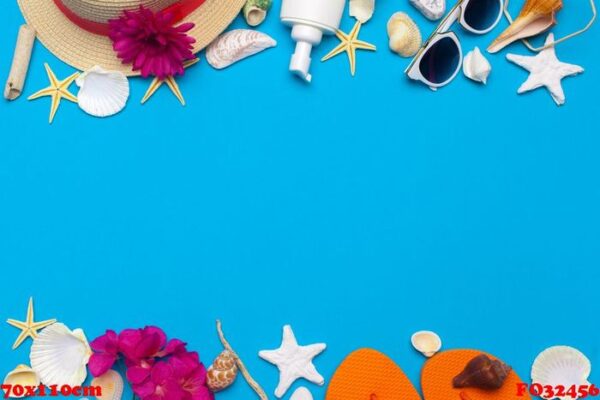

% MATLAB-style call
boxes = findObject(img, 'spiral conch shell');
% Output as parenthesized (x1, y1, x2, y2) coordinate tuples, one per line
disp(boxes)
(488, 0, 563, 53)
(463, 47, 492, 84)
(207, 350, 238, 392)
(387, 12, 422, 58)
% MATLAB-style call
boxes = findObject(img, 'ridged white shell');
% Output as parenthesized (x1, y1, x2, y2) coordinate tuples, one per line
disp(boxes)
(531, 346, 591, 400)
(92, 370, 124, 400)
(411, 331, 442, 357)
(3, 365, 40, 398)
(30, 323, 92, 387)
(463, 47, 492, 84)
(76, 66, 129, 118)
(206, 29, 276, 70)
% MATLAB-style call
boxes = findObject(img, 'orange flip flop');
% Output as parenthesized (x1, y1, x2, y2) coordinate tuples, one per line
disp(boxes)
(422, 350, 531, 400)
(326, 348, 422, 400)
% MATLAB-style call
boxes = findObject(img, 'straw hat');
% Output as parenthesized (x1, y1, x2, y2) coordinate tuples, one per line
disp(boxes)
(17, 0, 246, 75)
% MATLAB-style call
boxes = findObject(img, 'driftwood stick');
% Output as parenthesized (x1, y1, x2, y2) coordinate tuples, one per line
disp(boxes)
(4, 25, 36, 100)
(216, 320, 268, 400)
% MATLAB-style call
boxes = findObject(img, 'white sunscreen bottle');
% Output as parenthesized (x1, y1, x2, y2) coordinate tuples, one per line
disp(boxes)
(280, 0, 346, 82)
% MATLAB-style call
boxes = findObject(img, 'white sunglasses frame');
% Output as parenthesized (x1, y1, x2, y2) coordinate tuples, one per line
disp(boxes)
(405, 0, 504, 89)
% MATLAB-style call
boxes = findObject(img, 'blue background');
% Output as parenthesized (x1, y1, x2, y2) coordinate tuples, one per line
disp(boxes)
(1, 0, 599, 399)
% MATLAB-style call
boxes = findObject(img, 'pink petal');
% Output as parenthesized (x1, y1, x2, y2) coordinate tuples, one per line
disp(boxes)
(133, 380, 156, 398)
(90, 330, 118, 353)
(127, 365, 151, 384)
(151, 362, 173, 384)
(89, 353, 117, 377)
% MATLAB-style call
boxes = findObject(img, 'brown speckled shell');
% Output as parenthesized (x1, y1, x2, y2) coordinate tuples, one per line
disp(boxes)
(207, 350, 238, 392)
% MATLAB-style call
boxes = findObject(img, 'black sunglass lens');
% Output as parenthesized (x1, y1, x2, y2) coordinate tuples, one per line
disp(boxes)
(419, 37, 460, 85)
(463, 0, 501, 31)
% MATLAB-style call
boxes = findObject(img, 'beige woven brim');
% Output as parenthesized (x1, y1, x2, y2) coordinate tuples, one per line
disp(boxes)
(17, 0, 246, 76)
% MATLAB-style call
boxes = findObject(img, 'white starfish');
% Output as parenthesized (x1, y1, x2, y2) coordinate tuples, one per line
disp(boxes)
(259, 325, 326, 398)
(507, 33, 584, 106)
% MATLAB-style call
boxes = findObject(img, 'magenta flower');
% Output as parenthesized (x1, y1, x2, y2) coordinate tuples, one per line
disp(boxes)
(132, 353, 213, 400)
(108, 6, 196, 79)
(89, 330, 120, 377)
(119, 326, 186, 362)
(89, 327, 209, 400)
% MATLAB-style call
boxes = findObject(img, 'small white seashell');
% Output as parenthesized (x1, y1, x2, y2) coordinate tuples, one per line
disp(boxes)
(463, 47, 492, 84)
(387, 13, 422, 58)
(30, 323, 92, 387)
(91, 370, 123, 400)
(410, 0, 446, 20)
(411, 331, 442, 358)
(350, 0, 375, 23)
(531, 346, 591, 400)
(207, 29, 276, 70)
(290, 387, 313, 400)
(3, 365, 40, 398)
(76, 66, 129, 118)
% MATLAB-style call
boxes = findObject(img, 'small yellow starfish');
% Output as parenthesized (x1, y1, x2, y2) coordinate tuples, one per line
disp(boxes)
(141, 58, 200, 106)
(28, 63, 79, 124)
(7, 297, 56, 350)
(321, 21, 376, 76)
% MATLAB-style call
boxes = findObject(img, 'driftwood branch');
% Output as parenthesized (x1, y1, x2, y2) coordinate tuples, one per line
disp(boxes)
(216, 320, 268, 400)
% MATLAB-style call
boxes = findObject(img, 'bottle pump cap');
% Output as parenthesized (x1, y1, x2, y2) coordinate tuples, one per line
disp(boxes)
(290, 41, 313, 82)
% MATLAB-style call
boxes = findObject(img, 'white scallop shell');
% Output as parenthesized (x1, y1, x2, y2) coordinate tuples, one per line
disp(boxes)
(76, 66, 129, 118)
(350, 0, 375, 23)
(30, 323, 92, 387)
(411, 331, 442, 357)
(206, 29, 276, 70)
(463, 47, 492, 84)
(3, 365, 40, 398)
(531, 346, 591, 400)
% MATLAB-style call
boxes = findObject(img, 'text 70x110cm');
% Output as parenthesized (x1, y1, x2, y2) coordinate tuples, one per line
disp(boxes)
(2, 384, 102, 398)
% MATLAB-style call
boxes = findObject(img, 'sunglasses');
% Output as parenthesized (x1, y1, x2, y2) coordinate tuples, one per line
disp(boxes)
(405, 0, 504, 89)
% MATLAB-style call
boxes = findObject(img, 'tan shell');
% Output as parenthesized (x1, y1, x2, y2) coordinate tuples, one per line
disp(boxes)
(488, 0, 563, 53)
(207, 350, 238, 392)
(91, 370, 123, 400)
(3, 365, 40, 398)
(411, 331, 442, 357)
(387, 12, 422, 58)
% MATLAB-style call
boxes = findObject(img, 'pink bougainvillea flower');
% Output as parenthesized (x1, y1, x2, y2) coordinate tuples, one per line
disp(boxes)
(108, 6, 196, 79)
(119, 326, 186, 363)
(172, 352, 212, 400)
(89, 326, 209, 400)
(89, 330, 120, 377)
(132, 352, 212, 400)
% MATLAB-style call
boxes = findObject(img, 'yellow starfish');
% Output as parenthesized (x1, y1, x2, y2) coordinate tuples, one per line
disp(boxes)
(28, 63, 79, 124)
(321, 21, 376, 76)
(141, 58, 200, 106)
(7, 297, 56, 350)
